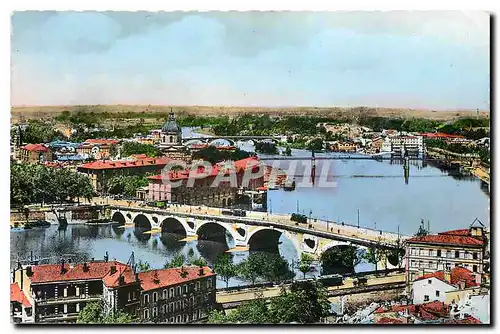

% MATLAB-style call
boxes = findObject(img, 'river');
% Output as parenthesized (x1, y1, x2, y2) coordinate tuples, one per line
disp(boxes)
(10, 128, 490, 288)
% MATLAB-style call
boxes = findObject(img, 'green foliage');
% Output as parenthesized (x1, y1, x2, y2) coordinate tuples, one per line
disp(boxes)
(164, 253, 186, 269)
(137, 260, 151, 272)
(213, 253, 237, 288)
(10, 163, 94, 207)
(307, 138, 324, 151)
(105, 175, 149, 197)
(297, 253, 315, 278)
(425, 138, 490, 165)
(363, 244, 385, 273)
(291, 213, 308, 224)
(77, 301, 136, 324)
(259, 253, 295, 283)
(21, 120, 64, 144)
(236, 252, 266, 285)
(284, 146, 292, 156)
(320, 245, 364, 275)
(208, 281, 330, 324)
(121, 141, 161, 158)
(255, 141, 278, 154)
(189, 257, 208, 267)
(192, 146, 254, 164)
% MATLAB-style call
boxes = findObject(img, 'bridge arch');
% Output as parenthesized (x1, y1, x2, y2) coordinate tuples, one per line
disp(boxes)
(133, 214, 151, 242)
(184, 139, 206, 147)
(247, 228, 282, 253)
(111, 212, 126, 225)
(160, 217, 187, 237)
(209, 138, 235, 146)
(196, 221, 233, 245)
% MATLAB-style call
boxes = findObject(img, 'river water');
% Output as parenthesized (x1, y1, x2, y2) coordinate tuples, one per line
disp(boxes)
(10, 128, 489, 288)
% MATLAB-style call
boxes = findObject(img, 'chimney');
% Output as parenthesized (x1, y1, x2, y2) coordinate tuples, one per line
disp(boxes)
(110, 265, 117, 275)
(91, 257, 95, 262)
(83, 263, 89, 272)
(60, 259, 66, 274)
(444, 269, 451, 283)
(26, 266, 33, 277)
(104, 251, 109, 262)
(198, 266, 204, 276)
(458, 280, 466, 290)
(119, 274, 125, 285)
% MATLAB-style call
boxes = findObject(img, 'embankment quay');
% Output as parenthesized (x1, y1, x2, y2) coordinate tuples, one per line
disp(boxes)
(216, 272, 405, 309)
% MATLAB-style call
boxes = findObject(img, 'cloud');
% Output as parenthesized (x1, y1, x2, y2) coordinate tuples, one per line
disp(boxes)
(11, 11, 490, 109)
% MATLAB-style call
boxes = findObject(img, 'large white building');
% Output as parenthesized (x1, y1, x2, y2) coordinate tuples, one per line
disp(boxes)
(404, 223, 487, 290)
(389, 135, 424, 155)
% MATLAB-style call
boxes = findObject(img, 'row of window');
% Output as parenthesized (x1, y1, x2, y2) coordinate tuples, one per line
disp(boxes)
(141, 279, 212, 305)
(144, 293, 212, 314)
(143, 308, 211, 323)
(410, 260, 479, 273)
(409, 248, 479, 260)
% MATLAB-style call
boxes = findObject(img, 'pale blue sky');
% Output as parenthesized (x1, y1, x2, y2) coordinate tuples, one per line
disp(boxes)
(11, 11, 490, 109)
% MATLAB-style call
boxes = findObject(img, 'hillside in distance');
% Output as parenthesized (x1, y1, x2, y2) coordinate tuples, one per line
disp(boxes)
(11, 104, 489, 122)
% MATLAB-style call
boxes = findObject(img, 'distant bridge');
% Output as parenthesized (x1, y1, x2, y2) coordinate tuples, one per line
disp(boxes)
(106, 206, 403, 259)
(182, 135, 283, 146)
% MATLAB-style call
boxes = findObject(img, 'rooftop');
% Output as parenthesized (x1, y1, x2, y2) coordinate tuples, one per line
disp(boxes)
(415, 266, 479, 289)
(78, 157, 169, 170)
(138, 266, 214, 292)
(11, 283, 31, 307)
(23, 143, 49, 152)
(406, 230, 483, 247)
(81, 139, 120, 146)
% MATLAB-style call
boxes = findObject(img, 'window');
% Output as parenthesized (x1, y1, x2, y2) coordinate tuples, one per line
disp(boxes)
(428, 279, 432, 284)
(473, 265, 478, 272)
(437, 250, 442, 257)
(193, 311, 197, 321)
(128, 292, 132, 301)
(169, 302, 173, 313)
(436, 291, 440, 297)
(177, 286, 181, 296)
(424, 295, 429, 302)
(143, 294, 150, 305)
(207, 278, 212, 288)
(455, 251, 460, 258)
(153, 292, 158, 303)
(152, 307, 158, 318)
(196, 282, 200, 291)
(177, 315, 182, 323)
(473, 252, 478, 260)
(163, 289, 168, 299)
(169, 317, 174, 323)
(162, 304, 167, 314)
(144, 309, 149, 319)
(184, 285, 188, 294)
(170, 288, 174, 298)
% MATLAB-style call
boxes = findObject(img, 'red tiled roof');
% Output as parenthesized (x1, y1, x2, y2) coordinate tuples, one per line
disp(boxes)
(102, 264, 137, 288)
(420, 133, 465, 139)
(138, 266, 214, 292)
(444, 316, 482, 324)
(375, 304, 416, 314)
(10, 283, 31, 307)
(419, 301, 449, 319)
(78, 157, 169, 170)
(406, 234, 483, 247)
(28, 261, 130, 284)
(376, 317, 404, 324)
(23, 143, 49, 152)
(438, 229, 470, 236)
(130, 154, 148, 159)
(83, 139, 120, 146)
(414, 266, 479, 289)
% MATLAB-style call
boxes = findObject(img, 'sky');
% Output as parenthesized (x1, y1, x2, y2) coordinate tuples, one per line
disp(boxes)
(11, 11, 490, 109)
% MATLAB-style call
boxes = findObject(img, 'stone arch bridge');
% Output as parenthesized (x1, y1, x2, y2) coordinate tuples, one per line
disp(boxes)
(107, 206, 399, 261)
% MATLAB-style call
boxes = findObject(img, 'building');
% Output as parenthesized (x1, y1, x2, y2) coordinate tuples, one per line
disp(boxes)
(11, 259, 141, 323)
(138, 266, 216, 324)
(20, 144, 53, 163)
(11, 283, 33, 323)
(389, 136, 424, 155)
(411, 266, 479, 305)
(77, 156, 169, 193)
(329, 142, 357, 153)
(147, 157, 265, 207)
(157, 111, 191, 162)
(404, 224, 486, 289)
(76, 139, 120, 160)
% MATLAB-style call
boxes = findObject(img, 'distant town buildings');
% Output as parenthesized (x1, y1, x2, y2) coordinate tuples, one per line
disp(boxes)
(20, 144, 53, 163)
(76, 139, 120, 160)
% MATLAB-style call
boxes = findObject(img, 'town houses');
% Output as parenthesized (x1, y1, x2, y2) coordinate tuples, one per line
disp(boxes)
(10, 255, 217, 324)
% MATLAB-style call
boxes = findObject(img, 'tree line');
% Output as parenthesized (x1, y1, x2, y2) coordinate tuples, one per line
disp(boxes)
(11, 163, 94, 208)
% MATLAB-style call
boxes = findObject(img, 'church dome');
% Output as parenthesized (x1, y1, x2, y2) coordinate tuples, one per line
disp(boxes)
(162, 111, 181, 133)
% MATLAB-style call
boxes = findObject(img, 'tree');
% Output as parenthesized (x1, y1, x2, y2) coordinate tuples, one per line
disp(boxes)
(214, 253, 237, 288)
(284, 146, 292, 156)
(121, 141, 161, 158)
(164, 253, 186, 269)
(137, 260, 151, 272)
(320, 245, 363, 275)
(260, 253, 294, 283)
(363, 244, 385, 274)
(208, 299, 271, 324)
(269, 281, 330, 323)
(236, 252, 267, 285)
(77, 301, 136, 324)
(297, 253, 315, 279)
(189, 257, 208, 267)
(387, 237, 405, 268)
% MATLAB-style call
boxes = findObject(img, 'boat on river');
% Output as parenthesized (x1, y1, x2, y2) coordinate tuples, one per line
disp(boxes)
(85, 219, 113, 226)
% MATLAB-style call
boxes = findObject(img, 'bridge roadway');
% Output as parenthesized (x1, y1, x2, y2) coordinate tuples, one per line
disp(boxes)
(216, 273, 405, 308)
(102, 199, 404, 249)
(182, 135, 282, 142)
